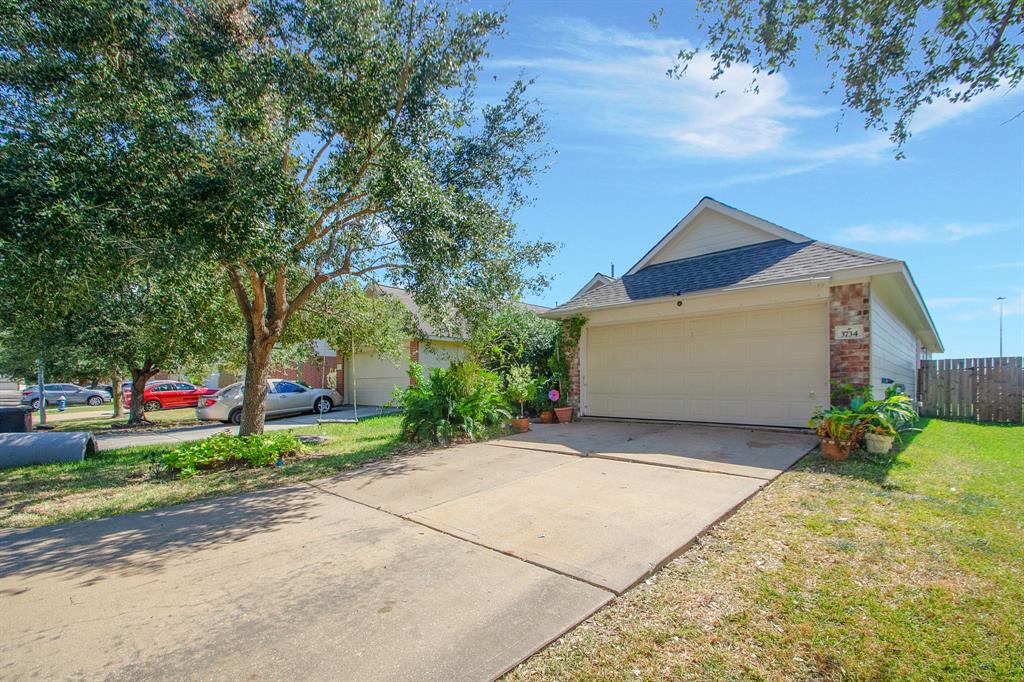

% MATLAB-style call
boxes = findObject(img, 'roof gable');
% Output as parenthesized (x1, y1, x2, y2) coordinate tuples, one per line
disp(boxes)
(572, 273, 614, 299)
(626, 197, 810, 275)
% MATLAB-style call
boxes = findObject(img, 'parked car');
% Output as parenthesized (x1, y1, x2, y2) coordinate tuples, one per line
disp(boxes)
(21, 384, 110, 409)
(123, 381, 218, 412)
(196, 380, 341, 425)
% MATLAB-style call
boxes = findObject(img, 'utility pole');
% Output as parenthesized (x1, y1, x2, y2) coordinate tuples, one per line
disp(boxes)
(997, 296, 1006, 357)
(35, 358, 46, 425)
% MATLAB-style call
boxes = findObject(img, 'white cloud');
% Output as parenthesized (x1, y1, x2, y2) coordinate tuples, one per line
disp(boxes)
(929, 290, 1023, 322)
(491, 18, 1020, 173)
(493, 19, 826, 159)
(835, 221, 1007, 244)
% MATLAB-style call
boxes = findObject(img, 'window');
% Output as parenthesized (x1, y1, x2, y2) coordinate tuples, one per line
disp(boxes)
(152, 383, 175, 392)
(274, 381, 306, 394)
(62, 384, 81, 392)
(175, 383, 195, 391)
(44, 384, 61, 391)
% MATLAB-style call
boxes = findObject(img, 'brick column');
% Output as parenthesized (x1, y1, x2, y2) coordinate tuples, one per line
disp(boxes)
(563, 326, 582, 412)
(409, 340, 420, 387)
(335, 359, 345, 400)
(829, 282, 871, 394)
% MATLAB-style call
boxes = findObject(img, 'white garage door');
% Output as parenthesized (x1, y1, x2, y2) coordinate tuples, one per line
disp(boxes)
(346, 353, 407, 406)
(585, 303, 829, 427)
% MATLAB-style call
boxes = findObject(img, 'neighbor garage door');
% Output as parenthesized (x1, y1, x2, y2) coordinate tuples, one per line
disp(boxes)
(585, 303, 829, 427)
(346, 353, 407, 406)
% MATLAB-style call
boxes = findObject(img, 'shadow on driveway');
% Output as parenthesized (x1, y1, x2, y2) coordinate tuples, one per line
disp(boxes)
(0, 485, 321, 583)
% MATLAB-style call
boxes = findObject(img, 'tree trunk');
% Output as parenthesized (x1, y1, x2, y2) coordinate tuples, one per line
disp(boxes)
(111, 368, 122, 418)
(127, 362, 159, 426)
(238, 336, 275, 436)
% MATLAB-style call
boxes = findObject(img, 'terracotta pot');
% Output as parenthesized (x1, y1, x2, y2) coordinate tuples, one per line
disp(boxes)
(553, 406, 573, 423)
(820, 438, 852, 461)
(539, 410, 555, 424)
(511, 417, 530, 433)
(864, 432, 894, 454)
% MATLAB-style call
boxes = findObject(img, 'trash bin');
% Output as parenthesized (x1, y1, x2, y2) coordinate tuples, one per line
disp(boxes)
(0, 406, 32, 433)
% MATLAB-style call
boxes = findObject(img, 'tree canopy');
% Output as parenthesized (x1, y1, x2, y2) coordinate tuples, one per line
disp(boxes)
(656, 0, 1023, 152)
(1, 0, 555, 434)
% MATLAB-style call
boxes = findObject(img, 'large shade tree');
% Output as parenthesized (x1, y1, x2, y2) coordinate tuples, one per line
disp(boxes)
(1, 0, 554, 435)
(656, 0, 1023, 152)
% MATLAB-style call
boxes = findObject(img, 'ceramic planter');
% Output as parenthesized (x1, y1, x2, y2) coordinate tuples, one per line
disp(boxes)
(539, 410, 554, 423)
(864, 432, 895, 454)
(511, 417, 530, 433)
(820, 438, 852, 461)
(553, 406, 573, 423)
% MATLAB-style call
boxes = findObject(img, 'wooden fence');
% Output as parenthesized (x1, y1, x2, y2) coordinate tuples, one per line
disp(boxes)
(918, 357, 1023, 423)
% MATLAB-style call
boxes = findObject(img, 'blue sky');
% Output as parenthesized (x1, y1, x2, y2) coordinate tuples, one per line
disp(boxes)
(473, 0, 1024, 358)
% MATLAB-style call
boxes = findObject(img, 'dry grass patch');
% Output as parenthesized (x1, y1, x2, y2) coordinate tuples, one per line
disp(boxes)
(507, 420, 1023, 681)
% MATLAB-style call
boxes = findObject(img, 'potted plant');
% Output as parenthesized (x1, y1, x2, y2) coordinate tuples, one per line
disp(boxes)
(505, 365, 534, 433)
(808, 407, 862, 460)
(863, 417, 897, 454)
(856, 389, 918, 455)
(550, 389, 573, 423)
(534, 382, 555, 423)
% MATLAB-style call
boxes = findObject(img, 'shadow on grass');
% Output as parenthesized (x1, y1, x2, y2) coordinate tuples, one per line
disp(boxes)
(795, 419, 930, 486)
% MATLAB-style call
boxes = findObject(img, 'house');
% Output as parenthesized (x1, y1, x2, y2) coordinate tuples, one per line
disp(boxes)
(543, 197, 942, 428)
(340, 286, 551, 406)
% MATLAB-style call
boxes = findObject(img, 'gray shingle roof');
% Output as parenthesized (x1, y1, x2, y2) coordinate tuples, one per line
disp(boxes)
(552, 240, 893, 313)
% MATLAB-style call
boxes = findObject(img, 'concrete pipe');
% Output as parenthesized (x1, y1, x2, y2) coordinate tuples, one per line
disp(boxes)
(0, 431, 97, 469)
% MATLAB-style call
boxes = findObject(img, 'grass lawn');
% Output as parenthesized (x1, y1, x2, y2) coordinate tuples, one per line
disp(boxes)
(508, 419, 1024, 681)
(46, 407, 203, 432)
(1, 414, 413, 528)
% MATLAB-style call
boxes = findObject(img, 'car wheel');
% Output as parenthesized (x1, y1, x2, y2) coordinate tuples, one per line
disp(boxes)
(87, 396, 103, 406)
(30, 398, 39, 410)
(229, 409, 243, 426)
(313, 397, 333, 414)
(144, 399, 162, 412)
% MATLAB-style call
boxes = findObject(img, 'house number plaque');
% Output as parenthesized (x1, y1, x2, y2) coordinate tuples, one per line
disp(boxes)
(834, 324, 864, 340)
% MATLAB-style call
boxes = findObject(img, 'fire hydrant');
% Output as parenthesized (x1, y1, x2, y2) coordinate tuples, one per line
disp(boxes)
(57, 394, 67, 412)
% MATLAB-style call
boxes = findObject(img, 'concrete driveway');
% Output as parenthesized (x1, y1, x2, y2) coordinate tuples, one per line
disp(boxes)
(1, 420, 816, 681)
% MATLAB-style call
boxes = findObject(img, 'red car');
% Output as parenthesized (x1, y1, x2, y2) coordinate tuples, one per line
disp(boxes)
(123, 381, 217, 411)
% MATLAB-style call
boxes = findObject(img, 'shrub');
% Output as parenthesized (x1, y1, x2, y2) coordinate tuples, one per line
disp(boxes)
(163, 432, 305, 478)
(393, 361, 511, 443)
(505, 364, 535, 418)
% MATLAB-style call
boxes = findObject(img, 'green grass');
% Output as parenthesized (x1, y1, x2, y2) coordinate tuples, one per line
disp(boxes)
(0, 414, 413, 528)
(46, 407, 203, 432)
(508, 420, 1024, 682)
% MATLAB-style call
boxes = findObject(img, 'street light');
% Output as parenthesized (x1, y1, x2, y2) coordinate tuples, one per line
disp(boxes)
(997, 296, 1006, 357)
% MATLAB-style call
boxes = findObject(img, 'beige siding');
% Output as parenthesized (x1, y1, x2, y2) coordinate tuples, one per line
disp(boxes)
(420, 341, 465, 372)
(584, 302, 829, 427)
(648, 211, 776, 265)
(870, 290, 919, 398)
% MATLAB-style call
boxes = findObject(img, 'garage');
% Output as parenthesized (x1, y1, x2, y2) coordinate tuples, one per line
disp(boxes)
(584, 302, 829, 427)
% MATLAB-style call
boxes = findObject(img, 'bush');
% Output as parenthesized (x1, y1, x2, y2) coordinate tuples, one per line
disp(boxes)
(393, 361, 511, 443)
(505, 364, 535, 418)
(163, 432, 305, 478)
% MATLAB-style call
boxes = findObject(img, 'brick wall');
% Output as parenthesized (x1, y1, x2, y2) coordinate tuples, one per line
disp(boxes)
(564, 325, 582, 412)
(269, 355, 339, 389)
(829, 282, 871, 392)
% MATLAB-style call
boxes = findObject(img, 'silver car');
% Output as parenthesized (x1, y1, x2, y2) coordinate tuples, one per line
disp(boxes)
(196, 380, 341, 425)
(21, 383, 111, 409)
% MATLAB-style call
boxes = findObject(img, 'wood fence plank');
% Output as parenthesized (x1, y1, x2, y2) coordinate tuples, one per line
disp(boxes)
(915, 356, 1023, 423)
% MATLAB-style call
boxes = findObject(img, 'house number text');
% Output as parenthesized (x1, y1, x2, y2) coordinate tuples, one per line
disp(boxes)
(834, 325, 864, 340)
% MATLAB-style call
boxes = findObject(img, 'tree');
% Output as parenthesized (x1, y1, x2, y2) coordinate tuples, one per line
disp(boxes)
(2, 0, 554, 435)
(0, 112, 243, 426)
(466, 305, 559, 377)
(656, 1, 1023, 152)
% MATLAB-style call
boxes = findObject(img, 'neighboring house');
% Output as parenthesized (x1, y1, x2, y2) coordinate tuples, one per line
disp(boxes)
(340, 286, 467, 406)
(544, 197, 942, 428)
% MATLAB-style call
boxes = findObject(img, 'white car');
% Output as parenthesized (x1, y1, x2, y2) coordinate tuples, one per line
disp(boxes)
(196, 380, 341, 425)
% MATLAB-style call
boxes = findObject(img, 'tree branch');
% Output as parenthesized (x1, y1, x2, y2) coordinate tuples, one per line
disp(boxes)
(300, 133, 336, 188)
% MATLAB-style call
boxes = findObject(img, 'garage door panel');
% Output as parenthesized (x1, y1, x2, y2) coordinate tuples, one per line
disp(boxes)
(586, 303, 827, 427)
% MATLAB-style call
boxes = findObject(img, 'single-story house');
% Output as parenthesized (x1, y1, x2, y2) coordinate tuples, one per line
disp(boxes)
(337, 285, 550, 406)
(543, 197, 942, 428)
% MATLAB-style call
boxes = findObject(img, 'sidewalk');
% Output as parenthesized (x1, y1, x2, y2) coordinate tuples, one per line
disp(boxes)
(95, 406, 398, 450)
